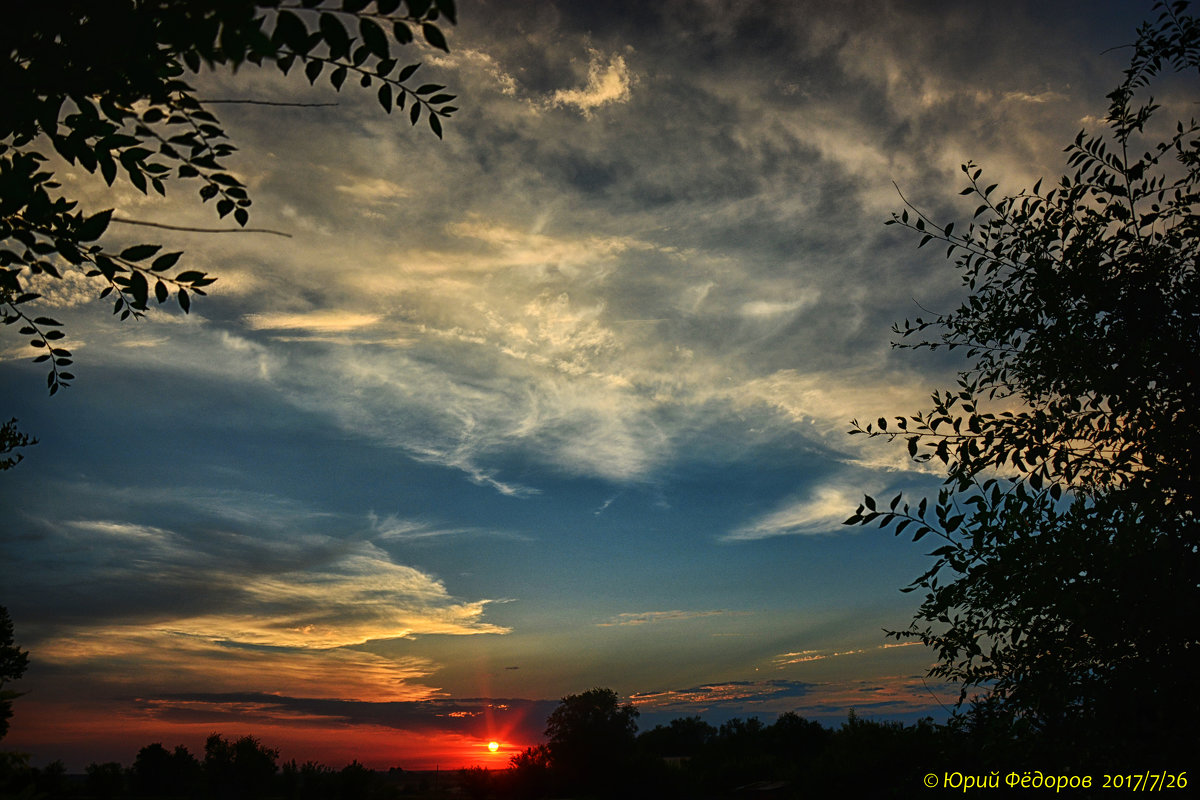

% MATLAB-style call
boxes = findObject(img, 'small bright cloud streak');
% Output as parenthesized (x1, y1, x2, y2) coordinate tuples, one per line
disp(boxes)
(550, 49, 635, 116)
(724, 484, 861, 540)
(597, 610, 729, 627)
(243, 310, 381, 332)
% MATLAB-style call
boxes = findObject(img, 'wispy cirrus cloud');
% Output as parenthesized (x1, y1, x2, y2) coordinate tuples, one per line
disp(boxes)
(772, 641, 923, 667)
(724, 483, 860, 541)
(52, 521, 509, 648)
(368, 513, 526, 543)
(597, 609, 731, 627)
(36, 628, 442, 702)
(631, 680, 816, 711)
(18, 511, 510, 701)
(631, 671, 952, 722)
(773, 648, 865, 666)
(180, 547, 510, 648)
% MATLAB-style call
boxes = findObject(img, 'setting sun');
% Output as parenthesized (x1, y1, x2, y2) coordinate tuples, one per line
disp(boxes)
(488, 741, 500, 753)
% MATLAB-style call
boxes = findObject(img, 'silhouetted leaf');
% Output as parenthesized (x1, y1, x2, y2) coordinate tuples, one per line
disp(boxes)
(120, 244, 161, 262)
(360, 18, 390, 58)
(392, 21, 414, 45)
(76, 210, 113, 242)
(305, 59, 323, 84)
(151, 252, 183, 272)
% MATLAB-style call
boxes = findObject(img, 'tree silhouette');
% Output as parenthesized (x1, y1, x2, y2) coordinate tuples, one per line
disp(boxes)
(544, 688, 639, 796)
(131, 742, 201, 798)
(2, 0, 457, 395)
(637, 715, 715, 759)
(0, 606, 29, 742)
(506, 743, 553, 799)
(86, 761, 128, 799)
(203, 733, 279, 799)
(848, 0, 1200, 767)
(0, 419, 35, 472)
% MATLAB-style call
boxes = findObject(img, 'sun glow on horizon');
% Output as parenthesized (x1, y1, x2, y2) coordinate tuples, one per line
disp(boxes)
(488, 741, 500, 752)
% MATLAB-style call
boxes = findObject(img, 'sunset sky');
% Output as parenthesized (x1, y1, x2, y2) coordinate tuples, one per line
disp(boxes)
(0, 0, 1162, 771)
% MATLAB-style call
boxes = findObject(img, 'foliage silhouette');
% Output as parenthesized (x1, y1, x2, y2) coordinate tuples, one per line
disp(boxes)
(543, 688, 640, 796)
(203, 733, 279, 799)
(0, 419, 35, 472)
(459, 765, 494, 800)
(2, 0, 457, 395)
(0, 708, 988, 798)
(505, 743, 553, 799)
(497, 691, 945, 798)
(636, 715, 715, 759)
(847, 0, 1200, 767)
(86, 761, 127, 799)
(131, 742, 201, 798)
(0, 605, 29, 742)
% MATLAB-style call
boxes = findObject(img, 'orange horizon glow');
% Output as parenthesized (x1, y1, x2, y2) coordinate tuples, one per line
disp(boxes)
(7, 700, 529, 772)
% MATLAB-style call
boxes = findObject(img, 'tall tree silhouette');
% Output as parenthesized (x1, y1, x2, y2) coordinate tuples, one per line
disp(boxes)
(0, 606, 29, 741)
(848, 0, 1200, 767)
(544, 688, 639, 796)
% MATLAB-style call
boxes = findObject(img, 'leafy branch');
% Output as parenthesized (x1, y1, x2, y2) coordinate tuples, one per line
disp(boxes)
(844, 2, 1200, 756)
(1, 0, 458, 393)
(0, 418, 36, 470)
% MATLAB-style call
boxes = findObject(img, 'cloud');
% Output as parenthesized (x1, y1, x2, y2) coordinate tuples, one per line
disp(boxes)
(630, 673, 953, 723)
(739, 293, 820, 319)
(17, 509, 511, 701)
(36, 628, 441, 702)
(178, 546, 510, 648)
(243, 310, 381, 333)
(770, 641, 924, 667)
(61, 521, 509, 647)
(724, 483, 860, 541)
(20, 269, 101, 309)
(444, 48, 520, 97)
(19, 8, 972, 496)
(550, 49, 635, 116)
(334, 177, 410, 204)
(368, 513, 518, 542)
(597, 610, 730, 627)
(630, 680, 816, 711)
(772, 648, 866, 665)
(136, 693, 557, 741)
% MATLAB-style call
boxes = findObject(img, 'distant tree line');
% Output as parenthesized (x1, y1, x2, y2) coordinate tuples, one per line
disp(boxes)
(0, 733, 414, 800)
(0, 688, 986, 800)
(493, 688, 944, 799)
